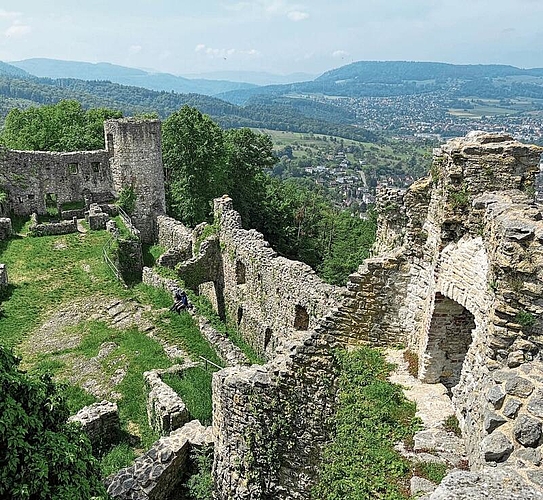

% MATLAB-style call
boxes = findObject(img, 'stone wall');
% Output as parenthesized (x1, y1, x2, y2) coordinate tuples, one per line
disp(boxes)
(28, 214, 78, 237)
(2, 149, 112, 216)
(211, 196, 343, 359)
(0, 218, 12, 240)
(0, 264, 8, 290)
(156, 215, 193, 267)
(104, 119, 165, 243)
(105, 420, 213, 500)
(145, 367, 190, 435)
(348, 132, 543, 487)
(212, 325, 340, 500)
(68, 401, 120, 452)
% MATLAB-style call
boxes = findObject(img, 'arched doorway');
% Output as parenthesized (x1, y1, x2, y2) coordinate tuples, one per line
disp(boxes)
(422, 293, 475, 393)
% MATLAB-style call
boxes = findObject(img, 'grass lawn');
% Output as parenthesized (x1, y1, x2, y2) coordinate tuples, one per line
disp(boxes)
(0, 219, 221, 475)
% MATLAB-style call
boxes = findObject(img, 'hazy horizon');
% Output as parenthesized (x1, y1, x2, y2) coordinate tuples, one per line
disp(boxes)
(1, 0, 542, 76)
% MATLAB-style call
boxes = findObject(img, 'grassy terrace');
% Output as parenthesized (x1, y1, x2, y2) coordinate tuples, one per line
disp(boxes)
(0, 219, 222, 475)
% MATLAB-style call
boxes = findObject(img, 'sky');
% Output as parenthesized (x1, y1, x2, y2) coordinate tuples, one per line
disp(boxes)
(0, 0, 542, 77)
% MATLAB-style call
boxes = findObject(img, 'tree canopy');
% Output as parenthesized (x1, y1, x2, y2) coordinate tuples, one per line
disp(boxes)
(0, 346, 106, 499)
(0, 99, 122, 151)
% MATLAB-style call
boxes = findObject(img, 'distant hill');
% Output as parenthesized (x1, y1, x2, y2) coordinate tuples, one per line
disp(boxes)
(218, 60, 543, 104)
(10, 58, 258, 96)
(182, 70, 317, 86)
(0, 72, 376, 143)
(0, 61, 30, 78)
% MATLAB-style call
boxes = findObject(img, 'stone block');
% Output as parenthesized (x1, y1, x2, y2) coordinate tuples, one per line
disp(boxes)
(528, 388, 543, 419)
(0, 218, 12, 240)
(481, 431, 513, 462)
(505, 376, 535, 398)
(514, 414, 542, 447)
(69, 400, 120, 452)
(504, 398, 522, 419)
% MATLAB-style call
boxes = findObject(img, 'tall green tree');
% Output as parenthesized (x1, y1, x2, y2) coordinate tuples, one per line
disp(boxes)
(162, 106, 226, 226)
(0, 100, 122, 151)
(223, 128, 276, 229)
(0, 346, 106, 499)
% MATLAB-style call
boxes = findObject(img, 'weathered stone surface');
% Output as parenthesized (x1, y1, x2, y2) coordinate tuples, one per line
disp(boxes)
(0, 263, 7, 290)
(484, 411, 507, 433)
(0, 218, 12, 240)
(429, 469, 543, 500)
(507, 350, 525, 368)
(514, 414, 542, 447)
(505, 376, 535, 398)
(487, 384, 506, 409)
(145, 368, 189, 435)
(528, 388, 543, 418)
(69, 400, 120, 452)
(481, 431, 513, 462)
(105, 420, 213, 500)
(28, 213, 78, 237)
(513, 447, 541, 466)
(504, 398, 523, 419)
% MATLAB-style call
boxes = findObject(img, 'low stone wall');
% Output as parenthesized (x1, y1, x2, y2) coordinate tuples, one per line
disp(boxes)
(86, 203, 109, 230)
(0, 264, 7, 290)
(68, 401, 120, 452)
(105, 420, 213, 500)
(198, 316, 250, 366)
(145, 366, 190, 435)
(156, 215, 193, 261)
(28, 214, 78, 237)
(0, 218, 12, 240)
(61, 208, 85, 220)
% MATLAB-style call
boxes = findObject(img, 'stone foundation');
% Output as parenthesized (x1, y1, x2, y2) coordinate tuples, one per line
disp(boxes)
(68, 401, 120, 452)
(28, 214, 78, 237)
(105, 420, 213, 500)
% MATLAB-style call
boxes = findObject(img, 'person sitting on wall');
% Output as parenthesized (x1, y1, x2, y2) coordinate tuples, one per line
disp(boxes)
(170, 288, 190, 314)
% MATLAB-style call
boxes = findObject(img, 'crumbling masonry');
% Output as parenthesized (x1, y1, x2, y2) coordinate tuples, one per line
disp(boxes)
(0, 118, 165, 242)
(157, 131, 543, 498)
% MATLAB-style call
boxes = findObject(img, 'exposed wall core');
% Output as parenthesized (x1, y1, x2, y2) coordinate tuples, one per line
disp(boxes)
(421, 293, 475, 392)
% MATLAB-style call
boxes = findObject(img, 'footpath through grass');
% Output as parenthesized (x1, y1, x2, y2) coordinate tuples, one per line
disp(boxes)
(313, 347, 421, 500)
(0, 221, 222, 476)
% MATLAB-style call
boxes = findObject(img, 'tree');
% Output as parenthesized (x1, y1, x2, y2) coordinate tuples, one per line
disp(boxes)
(223, 128, 276, 229)
(0, 346, 106, 499)
(162, 106, 226, 226)
(0, 100, 122, 151)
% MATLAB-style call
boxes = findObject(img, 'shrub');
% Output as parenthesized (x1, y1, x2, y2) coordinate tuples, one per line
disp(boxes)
(443, 414, 462, 437)
(0, 346, 106, 499)
(515, 310, 536, 329)
(403, 349, 419, 378)
(117, 184, 137, 215)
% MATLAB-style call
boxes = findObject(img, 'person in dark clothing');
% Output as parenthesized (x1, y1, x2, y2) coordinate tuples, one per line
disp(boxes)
(170, 288, 189, 314)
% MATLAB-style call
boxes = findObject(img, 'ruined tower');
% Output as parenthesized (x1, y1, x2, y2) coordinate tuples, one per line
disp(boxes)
(104, 118, 166, 243)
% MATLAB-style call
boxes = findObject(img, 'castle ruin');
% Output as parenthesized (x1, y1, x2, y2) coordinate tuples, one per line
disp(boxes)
(0, 118, 165, 242)
(2, 120, 543, 498)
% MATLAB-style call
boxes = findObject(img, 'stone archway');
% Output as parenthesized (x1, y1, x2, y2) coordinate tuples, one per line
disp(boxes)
(421, 293, 476, 392)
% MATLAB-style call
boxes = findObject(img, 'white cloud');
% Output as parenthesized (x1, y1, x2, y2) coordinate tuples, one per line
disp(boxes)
(129, 44, 142, 54)
(0, 10, 20, 20)
(194, 44, 261, 59)
(5, 22, 31, 38)
(287, 10, 309, 21)
(332, 50, 349, 59)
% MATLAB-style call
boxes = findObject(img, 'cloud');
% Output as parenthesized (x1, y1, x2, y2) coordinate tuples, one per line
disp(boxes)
(287, 10, 309, 21)
(0, 9, 20, 20)
(129, 45, 142, 54)
(195, 44, 261, 59)
(332, 50, 349, 59)
(5, 22, 31, 38)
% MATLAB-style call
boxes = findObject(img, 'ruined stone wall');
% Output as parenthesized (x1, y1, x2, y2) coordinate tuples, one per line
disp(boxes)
(352, 132, 543, 483)
(104, 119, 165, 243)
(69, 401, 120, 452)
(213, 326, 340, 500)
(212, 196, 343, 358)
(2, 149, 112, 215)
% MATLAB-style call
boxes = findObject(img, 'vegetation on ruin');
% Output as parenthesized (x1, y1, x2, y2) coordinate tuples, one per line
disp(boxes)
(116, 184, 137, 215)
(515, 310, 536, 329)
(0, 346, 106, 499)
(0, 222, 222, 477)
(313, 347, 420, 499)
(184, 444, 214, 500)
(443, 414, 462, 437)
